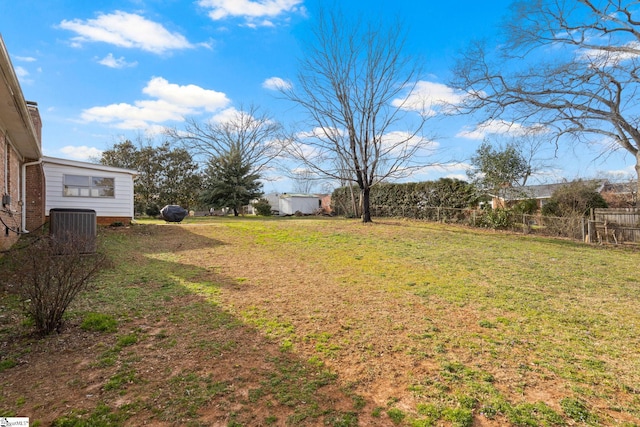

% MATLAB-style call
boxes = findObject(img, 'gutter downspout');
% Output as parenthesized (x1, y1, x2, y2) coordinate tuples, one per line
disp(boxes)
(21, 158, 42, 233)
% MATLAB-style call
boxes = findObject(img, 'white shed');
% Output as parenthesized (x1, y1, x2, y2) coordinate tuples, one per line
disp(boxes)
(278, 193, 322, 215)
(43, 156, 137, 225)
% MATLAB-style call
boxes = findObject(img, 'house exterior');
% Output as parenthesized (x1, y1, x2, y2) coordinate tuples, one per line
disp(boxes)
(489, 180, 606, 210)
(0, 35, 45, 251)
(600, 181, 637, 208)
(43, 157, 137, 225)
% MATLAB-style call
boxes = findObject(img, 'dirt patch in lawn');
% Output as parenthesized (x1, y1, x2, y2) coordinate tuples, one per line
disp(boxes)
(0, 223, 388, 426)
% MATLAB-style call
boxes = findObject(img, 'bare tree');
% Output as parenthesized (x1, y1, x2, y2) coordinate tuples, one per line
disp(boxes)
(452, 0, 640, 200)
(282, 8, 430, 222)
(166, 104, 284, 176)
(290, 168, 317, 194)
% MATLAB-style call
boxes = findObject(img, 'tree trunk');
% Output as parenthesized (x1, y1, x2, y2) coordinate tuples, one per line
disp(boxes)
(361, 186, 372, 223)
(233, 207, 239, 216)
(349, 184, 359, 218)
(635, 152, 640, 207)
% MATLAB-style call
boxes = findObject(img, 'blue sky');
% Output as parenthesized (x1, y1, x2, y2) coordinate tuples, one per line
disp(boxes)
(1, 0, 635, 193)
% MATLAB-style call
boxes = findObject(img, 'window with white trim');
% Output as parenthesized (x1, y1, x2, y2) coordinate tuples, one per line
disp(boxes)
(63, 175, 115, 197)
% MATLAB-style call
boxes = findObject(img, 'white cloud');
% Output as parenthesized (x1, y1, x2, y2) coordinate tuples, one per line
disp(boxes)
(392, 81, 465, 116)
(456, 119, 547, 140)
(380, 131, 438, 158)
(262, 76, 291, 90)
(143, 77, 230, 112)
(59, 11, 193, 54)
(580, 41, 640, 66)
(81, 77, 231, 129)
(14, 66, 29, 78)
(424, 162, 471, 174)
(15, 55, 36, 62)
(198, 0, 305, 26)
(59, 145, 103, 161)
(296, 126, 345, 140)
(98, 53, 137, 68)
(210, 107, 241, 123)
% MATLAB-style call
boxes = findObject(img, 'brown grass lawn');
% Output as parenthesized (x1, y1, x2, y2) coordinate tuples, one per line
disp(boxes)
(1, 216, 640, 426)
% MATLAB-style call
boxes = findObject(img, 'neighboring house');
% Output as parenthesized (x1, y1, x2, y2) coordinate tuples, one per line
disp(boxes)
(489, 180, 606, 210)
(0, 35, 45, 251)
(257, 193, 330, 216)
(600, 181, 637, 208)
(43, 156, 137, 225)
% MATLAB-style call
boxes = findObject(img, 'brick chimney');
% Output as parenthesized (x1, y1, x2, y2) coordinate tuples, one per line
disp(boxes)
(26, 101, 42, 149)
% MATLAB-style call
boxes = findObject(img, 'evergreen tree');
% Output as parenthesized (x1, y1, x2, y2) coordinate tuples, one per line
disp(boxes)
(201, 151, 263, 216)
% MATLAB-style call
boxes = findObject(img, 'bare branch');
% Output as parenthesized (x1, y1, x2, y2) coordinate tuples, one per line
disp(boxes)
(452, 0, 640, 196)
(165, 104, 285, 176)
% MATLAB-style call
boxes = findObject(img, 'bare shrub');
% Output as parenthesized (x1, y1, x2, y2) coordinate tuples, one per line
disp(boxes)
(2, 233, 109, 335)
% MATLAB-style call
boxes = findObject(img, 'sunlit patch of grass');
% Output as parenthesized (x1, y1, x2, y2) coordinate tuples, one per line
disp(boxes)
(196, 217, 640, 423)
(240, 306, 296, 344)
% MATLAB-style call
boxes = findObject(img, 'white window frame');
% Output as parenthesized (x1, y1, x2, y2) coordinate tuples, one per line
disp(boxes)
(63, 174, 115, 198)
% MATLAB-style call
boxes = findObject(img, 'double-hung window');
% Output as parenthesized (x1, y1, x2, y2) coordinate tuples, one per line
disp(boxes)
(63, 175, 115, 197)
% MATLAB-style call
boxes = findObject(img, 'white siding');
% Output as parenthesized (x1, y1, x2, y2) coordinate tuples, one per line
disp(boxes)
(44, 159, 135, 218)
(280, 196, 320, 215)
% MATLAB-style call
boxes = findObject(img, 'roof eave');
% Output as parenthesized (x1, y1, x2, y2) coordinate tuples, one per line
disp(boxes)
(0, 34, 41, 159)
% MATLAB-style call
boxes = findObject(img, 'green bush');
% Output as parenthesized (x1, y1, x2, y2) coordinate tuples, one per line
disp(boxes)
(543, 180, 608, 217)
(145, 204, 160, 217)
(478, 208, 515, 229)
(253, 198, 273, 216)
(513, 198, 538, 215)
(541, 200, 561, 216)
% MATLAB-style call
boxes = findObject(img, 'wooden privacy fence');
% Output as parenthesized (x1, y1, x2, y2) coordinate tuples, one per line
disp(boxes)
(589, 208, 640, 244)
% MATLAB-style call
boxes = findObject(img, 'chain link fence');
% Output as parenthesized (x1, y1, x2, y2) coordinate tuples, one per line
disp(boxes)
(365, 205, 588, 241)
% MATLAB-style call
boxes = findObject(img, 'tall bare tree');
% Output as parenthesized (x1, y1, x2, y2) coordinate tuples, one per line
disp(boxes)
(166, 104, 284, 176)
(282, 8, 429, 223)
(452, 0, 640, 200)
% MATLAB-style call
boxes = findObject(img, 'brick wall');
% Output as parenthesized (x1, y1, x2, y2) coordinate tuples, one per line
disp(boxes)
(25, 160, 45, 233)
(1, 135, 23, 251)
(24, 103, 45, 234)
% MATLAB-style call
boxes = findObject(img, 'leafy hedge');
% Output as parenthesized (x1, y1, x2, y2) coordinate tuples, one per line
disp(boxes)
(332, 178, 478, 217)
